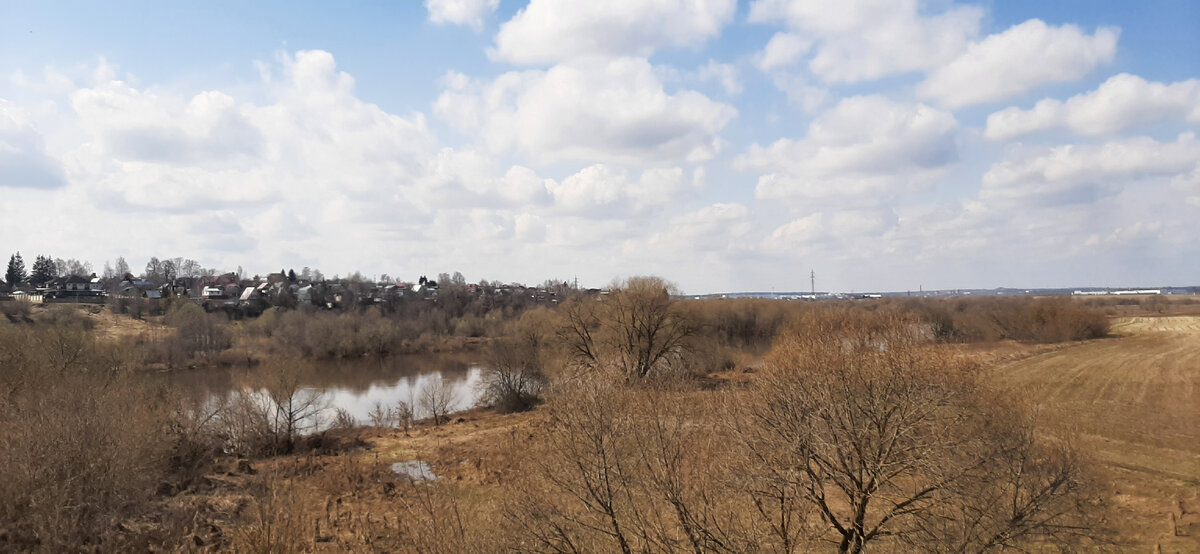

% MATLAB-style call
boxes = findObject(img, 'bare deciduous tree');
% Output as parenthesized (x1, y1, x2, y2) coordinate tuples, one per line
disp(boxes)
(559, 276, 694, 380)
(737, 309, 1094, 553)
(420, 377, 456, 426)
(255, 360, 327, 454)
(509, 377, 759, 554)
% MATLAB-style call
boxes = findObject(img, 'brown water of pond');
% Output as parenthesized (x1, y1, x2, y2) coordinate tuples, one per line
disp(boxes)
(161, 353, 483, 425)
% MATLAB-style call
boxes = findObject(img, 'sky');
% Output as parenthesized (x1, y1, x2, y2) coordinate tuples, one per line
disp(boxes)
(1, 0, 1198, 294)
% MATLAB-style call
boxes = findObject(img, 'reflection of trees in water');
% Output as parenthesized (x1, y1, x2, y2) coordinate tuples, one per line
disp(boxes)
(160, 366, 237, 401)
(165, 353, 473, 394)
(300, 354, 473, 394)
(323, 368, 483, 422)
(164, 353, 483, 425)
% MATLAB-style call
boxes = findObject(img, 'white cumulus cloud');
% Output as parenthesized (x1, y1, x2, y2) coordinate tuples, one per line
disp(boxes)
(919, 19, 1119, 109)
(60, 50, 437, 222)
(424, 0, 500, 31)
(758, 32, 812, 71)
(435, 57, 737, 165)
(764, 208, 897, 252)
(547, 164, 692, 214)
(981, 133, 1200, 207)
(626, 202, 751, 256)
(490, 0, 736, 65)
(0, 99, 67, 189)
(749, 0, 984, 83)
(738, 95, 958, 201)
(986, 73, 1200, 140)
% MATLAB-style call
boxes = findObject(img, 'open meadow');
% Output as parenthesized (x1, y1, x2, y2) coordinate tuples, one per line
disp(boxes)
(991, 315, 1200, 550)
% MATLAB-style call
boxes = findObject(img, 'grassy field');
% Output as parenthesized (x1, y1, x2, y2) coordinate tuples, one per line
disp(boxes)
(991, 316, 1200, 551)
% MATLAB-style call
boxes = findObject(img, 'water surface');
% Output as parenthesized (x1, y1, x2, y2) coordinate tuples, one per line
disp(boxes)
(164, 353, 484, 425)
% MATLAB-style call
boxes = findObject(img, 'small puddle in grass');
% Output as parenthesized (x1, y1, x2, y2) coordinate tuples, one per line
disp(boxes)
(391, 460, 439, 481)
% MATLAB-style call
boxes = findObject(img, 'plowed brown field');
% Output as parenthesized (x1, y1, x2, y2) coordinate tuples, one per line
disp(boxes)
(991, 316, 1200, 550)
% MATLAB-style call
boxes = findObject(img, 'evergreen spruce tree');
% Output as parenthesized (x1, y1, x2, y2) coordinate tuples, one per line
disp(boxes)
(30, 255, 56, 286)
(6, 253, 26, 288)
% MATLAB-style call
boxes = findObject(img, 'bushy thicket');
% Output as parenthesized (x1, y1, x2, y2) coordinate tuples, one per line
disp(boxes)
(681, 297, 798, 350)
(1076, 293, 1200, 315)
(0, 318, 175, 551)
(243, 293, 544, 358)
(677, 296, 1110, 352)
(128, 301, 236, 368)
(0, 311, 358, 551)
(897, 296, 1110, 343)
(474, 309, 1098, 552)
(247, 307, 420, 358)
(477, 338, 547, 413)
(165, 301, 232, 357)
(0, 298, 33, 322)
(106, 296, 167, 319)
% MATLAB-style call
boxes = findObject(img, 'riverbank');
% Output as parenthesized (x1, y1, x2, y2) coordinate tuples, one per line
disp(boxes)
(53, 304, 497, 371)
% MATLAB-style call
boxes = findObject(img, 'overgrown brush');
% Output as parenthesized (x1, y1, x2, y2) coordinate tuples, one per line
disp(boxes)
(0, 323, 177, 551)
(499, 307, 1101, 552)
(680, 297, 802, 350)
(247, 307, 418, 358)
(476, 338, 547, 413)
(900, 296, 1109, 343)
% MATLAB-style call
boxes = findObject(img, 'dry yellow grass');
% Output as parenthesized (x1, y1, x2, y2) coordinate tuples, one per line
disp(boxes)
(990, 315, 1200, 551)
(71, 305, 166, 342)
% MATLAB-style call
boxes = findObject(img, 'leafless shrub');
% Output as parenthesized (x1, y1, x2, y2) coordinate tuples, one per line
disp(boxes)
(152, 301, 233, 366)
(365, 398, 416, 432)
(368, 401, 392, 427)
(217, 389, 279, 458)
(250, 307, 417, 358)
(420, 377, 456, 425)
(679, 297, 801, 351)
(391, 480, 471, 552)
(905, 405, 1097, 552)
(330, 406, 358, 430)
(33, 305, 95, 329)
(477, 338, 546, 413)
(394, 399, 415, 435)
(167, 393, 228, 480)
(107, 295, 146, 319)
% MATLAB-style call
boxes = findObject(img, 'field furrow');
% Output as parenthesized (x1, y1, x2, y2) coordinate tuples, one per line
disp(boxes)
(990, 316, 1200, 550)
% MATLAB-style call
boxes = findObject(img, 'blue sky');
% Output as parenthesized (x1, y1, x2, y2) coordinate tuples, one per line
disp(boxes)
(1, 0, 1198, 293)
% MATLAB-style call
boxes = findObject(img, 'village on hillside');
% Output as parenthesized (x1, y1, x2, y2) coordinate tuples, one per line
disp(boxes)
(0, 253, 576, 318)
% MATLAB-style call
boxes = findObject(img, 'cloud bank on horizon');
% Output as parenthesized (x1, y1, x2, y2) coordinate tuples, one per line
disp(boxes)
(0, 0, 1197, 293)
